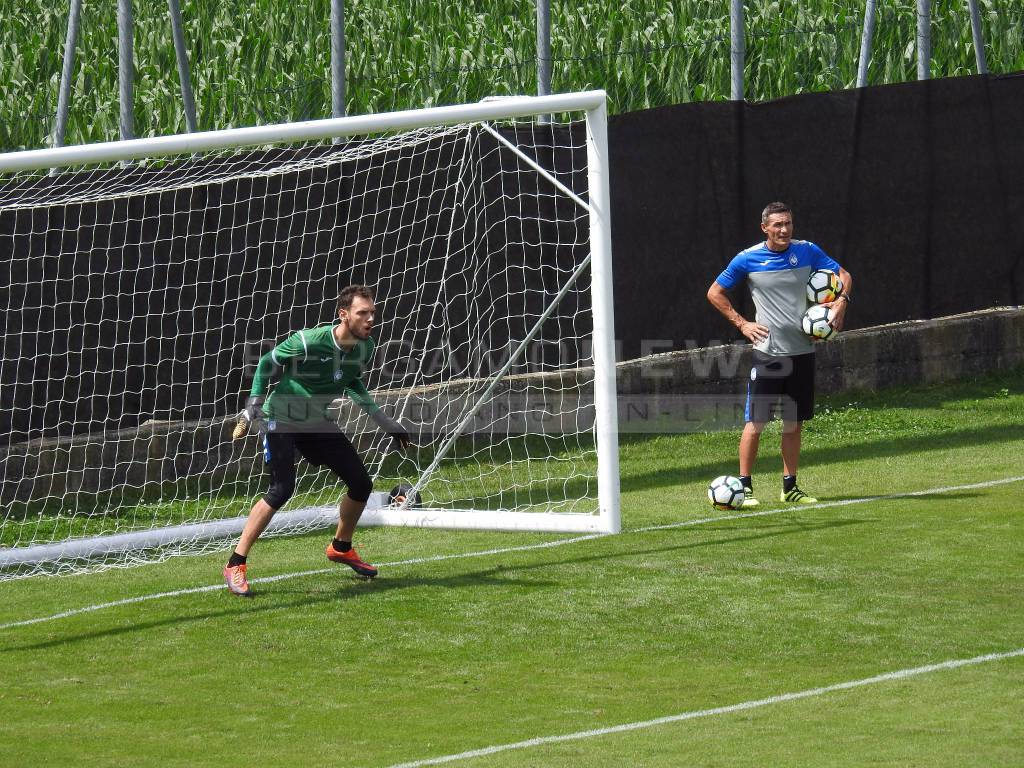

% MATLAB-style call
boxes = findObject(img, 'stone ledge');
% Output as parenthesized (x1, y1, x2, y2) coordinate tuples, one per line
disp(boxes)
(616, 306, 1024, 396)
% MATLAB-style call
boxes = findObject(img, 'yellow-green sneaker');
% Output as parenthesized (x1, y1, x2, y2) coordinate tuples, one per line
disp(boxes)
(780, 487, 818, 504)
(740, 496, 760, 508)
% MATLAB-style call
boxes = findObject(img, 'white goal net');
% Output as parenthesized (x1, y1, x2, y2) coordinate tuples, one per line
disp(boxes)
(0, 92, 619, 579)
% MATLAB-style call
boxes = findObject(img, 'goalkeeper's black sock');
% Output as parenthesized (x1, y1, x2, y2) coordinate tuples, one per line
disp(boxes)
(739, 475, 753, 491)
(228, 551, 246, 567)
(332, 539, 352, 553)
(783, 474, 797, 492)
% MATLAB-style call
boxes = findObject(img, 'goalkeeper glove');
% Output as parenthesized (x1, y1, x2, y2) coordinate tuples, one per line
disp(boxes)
(370, 409, 411, 452)
(231, 396, 266, 440)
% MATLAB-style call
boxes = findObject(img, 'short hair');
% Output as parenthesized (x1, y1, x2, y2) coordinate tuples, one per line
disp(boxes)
(337, 284, 374, 312)
(761, 201, 792, 224)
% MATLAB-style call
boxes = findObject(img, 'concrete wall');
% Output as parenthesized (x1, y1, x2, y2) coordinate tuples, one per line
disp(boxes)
(617, 307, 1024, 397)
(1, 415, 263, 506)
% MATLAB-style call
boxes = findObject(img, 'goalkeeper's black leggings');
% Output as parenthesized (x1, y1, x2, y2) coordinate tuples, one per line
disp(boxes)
(261, 431, 373, 509)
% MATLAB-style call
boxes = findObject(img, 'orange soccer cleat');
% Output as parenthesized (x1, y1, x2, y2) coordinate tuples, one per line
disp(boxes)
(325, 543, 378, 578)
(223, 563, 252, 596)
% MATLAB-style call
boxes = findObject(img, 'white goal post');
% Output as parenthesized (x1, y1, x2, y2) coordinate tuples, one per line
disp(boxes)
(0, 91, 620, 579)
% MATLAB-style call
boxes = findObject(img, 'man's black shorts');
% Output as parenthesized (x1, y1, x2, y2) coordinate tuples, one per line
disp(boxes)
(744, 350, 815, 424)
(261, 430, 372, 505)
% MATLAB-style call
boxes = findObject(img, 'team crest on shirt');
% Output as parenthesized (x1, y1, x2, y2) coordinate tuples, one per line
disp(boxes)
(788, 254, 798, 266)
(268, 419, 277, 432)
(334, 370, 343, 381)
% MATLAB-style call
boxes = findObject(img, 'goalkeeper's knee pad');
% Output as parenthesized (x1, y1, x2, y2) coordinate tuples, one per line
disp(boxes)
(264, 478, 296, 509)
(345, 473, 373, 504)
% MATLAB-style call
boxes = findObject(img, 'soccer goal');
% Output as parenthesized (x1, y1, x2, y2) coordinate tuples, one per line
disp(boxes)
(0, 91, 620, 579)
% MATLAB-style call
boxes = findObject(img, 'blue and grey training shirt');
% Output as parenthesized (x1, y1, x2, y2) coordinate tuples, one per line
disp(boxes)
(716, 239, 841, 356)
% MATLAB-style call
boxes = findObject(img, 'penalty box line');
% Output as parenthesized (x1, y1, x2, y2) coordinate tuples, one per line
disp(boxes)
(1, 474, 1022, 631)
(384, 647, 1024, 768)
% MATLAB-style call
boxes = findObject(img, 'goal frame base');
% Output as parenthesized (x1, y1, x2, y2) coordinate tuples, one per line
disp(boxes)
(0, 491, 615, 573)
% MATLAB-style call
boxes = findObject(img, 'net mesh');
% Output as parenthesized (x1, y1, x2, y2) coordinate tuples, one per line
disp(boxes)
(0, 117, 600, 579)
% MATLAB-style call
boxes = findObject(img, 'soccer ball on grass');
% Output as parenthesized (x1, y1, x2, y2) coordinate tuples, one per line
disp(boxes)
(801, 304, 836, 340)
(806, 269, 843, 304)
(707, 475, 745, 510)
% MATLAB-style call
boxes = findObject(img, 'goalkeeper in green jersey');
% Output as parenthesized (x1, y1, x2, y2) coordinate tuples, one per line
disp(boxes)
(223, 284, 410, 596)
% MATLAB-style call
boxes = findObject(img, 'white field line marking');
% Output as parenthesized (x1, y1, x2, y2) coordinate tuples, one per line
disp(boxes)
(384, 647, 1024, 768)
(2, 475, 1022, 632)
(640, 475, 1024, 532)
(0, 534, 605, 630)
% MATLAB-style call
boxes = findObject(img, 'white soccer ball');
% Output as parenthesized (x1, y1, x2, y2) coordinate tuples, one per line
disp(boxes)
(707, 475, 745, 510)
(802, 304, 836, 340)
(806, 269, 843, 304)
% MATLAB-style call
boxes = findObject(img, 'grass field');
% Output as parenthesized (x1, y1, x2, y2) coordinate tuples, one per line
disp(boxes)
(3, 0, 1024, 151)
(1, 369, 1022, 767)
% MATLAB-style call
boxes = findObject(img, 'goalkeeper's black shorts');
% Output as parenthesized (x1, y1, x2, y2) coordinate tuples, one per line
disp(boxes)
(744, 350, 815, 423)
(261, 430, 372, 508)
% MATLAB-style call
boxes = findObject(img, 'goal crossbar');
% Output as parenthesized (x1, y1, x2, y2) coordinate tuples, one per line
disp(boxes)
(0, 91, 607, 174)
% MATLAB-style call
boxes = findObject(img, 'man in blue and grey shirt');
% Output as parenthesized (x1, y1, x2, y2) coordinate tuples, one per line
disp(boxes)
(707, 201, 853, 507)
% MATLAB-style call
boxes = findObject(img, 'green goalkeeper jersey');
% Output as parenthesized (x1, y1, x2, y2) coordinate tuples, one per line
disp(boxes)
(250, 323, 380, 426)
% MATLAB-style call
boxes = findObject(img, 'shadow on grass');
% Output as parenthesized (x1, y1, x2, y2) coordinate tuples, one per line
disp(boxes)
(619, 422, 1024, 494)
(2, 515, 864, 652)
